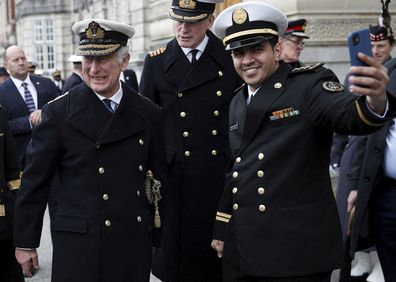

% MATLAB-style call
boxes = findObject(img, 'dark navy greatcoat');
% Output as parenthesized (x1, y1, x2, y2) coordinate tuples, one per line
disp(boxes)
(0, 75, 59, 166)
(140, 30, 241, 282)
(213, 62, 396, 278)
(14, 83, 166, 282)
(0, 107, 24, 282)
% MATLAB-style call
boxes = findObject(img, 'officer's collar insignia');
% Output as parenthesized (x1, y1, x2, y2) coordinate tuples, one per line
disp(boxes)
(179, 0, 196, 9)
(85, 21, 105, 39)
(233, 8, 248, 25)
(322, 81, 344, 93)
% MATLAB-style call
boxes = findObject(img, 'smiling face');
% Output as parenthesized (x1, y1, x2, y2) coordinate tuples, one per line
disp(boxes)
(231, 41, 280, 91)
(173, 16, 214, 49)
(82, 49, 130, 98)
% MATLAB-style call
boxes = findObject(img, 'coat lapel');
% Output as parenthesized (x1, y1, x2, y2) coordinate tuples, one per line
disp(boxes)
(66, 84, 113, 142)
(97, 86, 146, 145)
(229, 87, 247, 154)
(5, 79, 29, 113)
(30, 76, 46, 108)
(238, 63, 290, 154)
(164, 39, 192, 87)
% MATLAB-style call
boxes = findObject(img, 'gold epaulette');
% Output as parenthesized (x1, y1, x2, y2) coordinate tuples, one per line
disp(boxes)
(48, 92, 69, 104)
(291, 63, 324, 74)
(149, 47, 166, 58)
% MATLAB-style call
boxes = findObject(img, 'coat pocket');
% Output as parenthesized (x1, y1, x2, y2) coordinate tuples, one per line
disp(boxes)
(54, 214, 88, 234)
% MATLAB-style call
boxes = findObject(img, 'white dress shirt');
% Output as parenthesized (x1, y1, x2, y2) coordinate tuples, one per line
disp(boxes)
(94, 82, 123, 112)
(181, 35, 209, 63)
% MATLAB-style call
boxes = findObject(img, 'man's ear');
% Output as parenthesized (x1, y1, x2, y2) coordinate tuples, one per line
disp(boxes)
(274, 41, 282, 61)
(122, 52, 131, 71)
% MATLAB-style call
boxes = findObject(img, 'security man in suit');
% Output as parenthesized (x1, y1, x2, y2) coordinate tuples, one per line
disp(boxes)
(0, 45, 59, 168)
(210, 2, 395, 281)
(279, 19, 309, 68)
(52, 69, 65, 93)
(14, 19, 166, 282)
(121, 69, 138, 91)
(139, 0, 241, 281)
(0, 106, 23, 282)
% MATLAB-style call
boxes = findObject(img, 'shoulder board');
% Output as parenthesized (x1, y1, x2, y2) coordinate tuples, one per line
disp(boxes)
(48, 92, 69, 104)
(290, 63, 324, 75)
(149, 47, 166, 58)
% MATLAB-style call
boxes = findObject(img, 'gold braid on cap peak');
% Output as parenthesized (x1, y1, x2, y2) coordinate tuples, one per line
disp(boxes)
(169, 9, 208, 22)
(76, 43, 121, 56)
(223, 29, 279, 45)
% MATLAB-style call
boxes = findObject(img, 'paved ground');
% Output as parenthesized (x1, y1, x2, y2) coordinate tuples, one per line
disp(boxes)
(26, 171, 341, 282)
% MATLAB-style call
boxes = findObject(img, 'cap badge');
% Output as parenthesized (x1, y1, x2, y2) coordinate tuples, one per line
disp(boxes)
(179, 0, 196, 9)
(85, 21, 105, 39)
(232, 8, 248, 25)
(322, 81, 344, 93)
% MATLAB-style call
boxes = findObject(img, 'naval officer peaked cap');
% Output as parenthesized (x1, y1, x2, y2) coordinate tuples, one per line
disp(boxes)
(213, 2, 287, 50)
(169, 0, 224, 23)
(284, 19, 309, 39)
(72, 19, 135, 56)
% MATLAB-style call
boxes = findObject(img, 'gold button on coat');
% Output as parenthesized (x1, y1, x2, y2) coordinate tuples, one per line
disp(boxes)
(211, 150, 217, 156)
(96, 145, 101, 149)
(274, 82, 282, 89)
(183, 132, 189, 138)
(137, 190, 140, 197)
(213, 110, 220, 116)
(236, 157, 241, 163)
(216, 91, 222, 97)
(139, 139, 144, 145)
(103, 194, 109, 200)
(233, 203, 239, 210)
(185, 151, 191, 157)
(218, 71, 223, 77)
(180, 112, 186, 118)
(259, 205, 266, 212)
(258, 153, 264, 160)
(138, 165, 143, 171)
(137, 216, 142, 222)
(232, 171, 238, 178)
(232, 187, 238, 194)
(98, 167, 105, 174)
(105, 220, 111, 227)
(257, 170, 264, 178)
(258, 187, 265, 195)
(177, 92, 183, 97)
(212, 130, 218, 136)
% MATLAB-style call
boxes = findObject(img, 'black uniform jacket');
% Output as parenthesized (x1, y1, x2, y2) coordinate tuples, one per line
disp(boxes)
(140, 31, 241, 281)
(0, 75, 59, 165)
(213, 62, 396, 277)
(0, 107, 21, 241)
(14, 83, 166, 282)
(62, 72, 83, 94)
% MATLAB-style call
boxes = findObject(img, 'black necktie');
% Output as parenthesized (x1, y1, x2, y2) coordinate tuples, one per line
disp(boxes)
(103, 99, 114, 113)
(190, 49, 198, 65)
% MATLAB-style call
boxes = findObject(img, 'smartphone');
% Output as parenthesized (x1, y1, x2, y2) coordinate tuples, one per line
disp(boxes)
(348, 28, 372, 67)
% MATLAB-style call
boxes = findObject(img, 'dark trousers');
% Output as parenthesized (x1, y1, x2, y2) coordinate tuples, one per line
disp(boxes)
(0, 239, 24, 282)
(222, 258, 331, 282)
(371, 177, 396, 282)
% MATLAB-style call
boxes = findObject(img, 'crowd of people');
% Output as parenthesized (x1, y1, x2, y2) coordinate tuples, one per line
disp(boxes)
(0, 1, 395, 282)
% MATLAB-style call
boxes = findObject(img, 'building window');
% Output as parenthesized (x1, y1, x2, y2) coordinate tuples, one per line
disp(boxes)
(34, 19, 54, 72)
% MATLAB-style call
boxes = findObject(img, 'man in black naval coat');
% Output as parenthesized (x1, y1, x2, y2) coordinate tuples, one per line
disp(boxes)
(14, 19, 166, 282)
(348, 56, 396, 282)
(139, 0, 241, 281)
(210, 2, 395, 281)
(0, 106, 24, 282)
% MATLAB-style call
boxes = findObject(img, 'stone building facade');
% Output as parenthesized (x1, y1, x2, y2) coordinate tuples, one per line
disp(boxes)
(0, 0, 395, 82)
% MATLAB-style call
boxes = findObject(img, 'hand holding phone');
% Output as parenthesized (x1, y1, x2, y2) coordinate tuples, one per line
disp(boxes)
(348, 28, 373, 67)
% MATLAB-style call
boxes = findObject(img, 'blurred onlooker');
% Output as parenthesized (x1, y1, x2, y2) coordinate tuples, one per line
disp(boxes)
(52, 69, 65, 93)
(370, 24, 394, 65)
(62, 55, 83, 94)
(279, 19, 309, 68)
(27, 62, 36, 75)
(0, 67, 9, 84)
